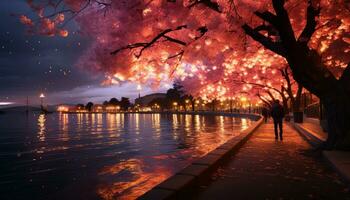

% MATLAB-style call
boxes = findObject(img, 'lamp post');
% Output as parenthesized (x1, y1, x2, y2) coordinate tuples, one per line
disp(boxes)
(185, 99, 189, 111)
(154, 103, 159, 111)
(39, 93, 45, 109)
(173, 102, 178, 111)
(137, 84, 142, 99)
(194, 100, 199, 111)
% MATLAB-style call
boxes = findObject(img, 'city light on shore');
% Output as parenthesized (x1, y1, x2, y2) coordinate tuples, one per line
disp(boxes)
(0, 102, 14, 106)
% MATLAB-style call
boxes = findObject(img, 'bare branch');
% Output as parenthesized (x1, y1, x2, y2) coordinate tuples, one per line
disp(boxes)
(235, 79, 283, 95)
(169, 50, 185, 77)
(242, 24, 286, 56)
(254, 24, 279, 38)
(298, 0, 320, 44)
(271, 0, 296, 43)
(163, 35, 187, 46)
(194, 26, 208, 40)
(110, 25, 207, 59)
(257, 93, 272, 107)
(188, 0, 221, 13)
(229, 0, 242, 19)
(110, 25, 187, 57)
(167, 50, 185, 60)
(266, 90, 276, 101)
(110, 43, 148, 56)
(254, 11, 278, 26)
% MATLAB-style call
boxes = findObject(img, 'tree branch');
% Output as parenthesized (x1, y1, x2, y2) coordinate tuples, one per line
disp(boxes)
(266, 90, 276, 101)
(110, 25, 207, 59)
(188, 0, 221, 13)
(257, 93, 272, 107)
(298, 0, 320, 44)
(340, 62, 350, 93)
(163, 35, 187, 46)
(280, 66, 293, 100)
(110, 25, 187, 57)
(167, 50, 184, 60)
(254, 24, 279, 36)
(169, 50, 185, 77)
(254, 11, 278, 26)
(244, 81, 282, 95)
(271, 0, 296, 44)
(242, 24, 286, 56)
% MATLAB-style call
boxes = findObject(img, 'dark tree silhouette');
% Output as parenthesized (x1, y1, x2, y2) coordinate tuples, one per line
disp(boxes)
(85, 102, 94, 112)
(109, 98, 120, 106)
(120, 97, 131, 111)
(243, 0, 350, 150)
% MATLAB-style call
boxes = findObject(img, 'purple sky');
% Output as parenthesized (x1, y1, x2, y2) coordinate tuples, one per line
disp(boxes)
(0, 0, 169, 106)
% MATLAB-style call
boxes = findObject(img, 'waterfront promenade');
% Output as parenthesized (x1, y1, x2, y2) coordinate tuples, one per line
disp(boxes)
(190, 122, 350, 199)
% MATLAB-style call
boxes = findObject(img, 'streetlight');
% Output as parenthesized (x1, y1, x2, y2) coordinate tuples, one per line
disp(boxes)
(39, 93, 45, 108)
(154, 103, 159, 111)
(137, 84, 142, 99)
(185, 99, 189, 111)
(194, 100, 200, 111)
(173, 102, 178, 111)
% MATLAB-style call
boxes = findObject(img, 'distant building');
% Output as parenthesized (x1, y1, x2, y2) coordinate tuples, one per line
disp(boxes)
(105, 105, 120, 112)
(92, 104, 104, 112)
(135, 93, 166, 107)
(57, 105, 87, 112)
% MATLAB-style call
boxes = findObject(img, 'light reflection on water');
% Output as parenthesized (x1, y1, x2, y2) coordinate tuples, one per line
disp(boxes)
(37, 114, 46, 142)
(0, 113, 253, 200)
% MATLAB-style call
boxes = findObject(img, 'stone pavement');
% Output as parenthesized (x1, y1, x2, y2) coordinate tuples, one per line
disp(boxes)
(190, 122, 350, 199)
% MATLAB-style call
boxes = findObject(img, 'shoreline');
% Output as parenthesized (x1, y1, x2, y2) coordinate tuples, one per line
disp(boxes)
(138, 113, 263, 199)
(59, 111, 261, 120)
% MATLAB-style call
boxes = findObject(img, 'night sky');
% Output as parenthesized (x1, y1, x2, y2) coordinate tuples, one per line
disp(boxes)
(0, 0, 166, 106)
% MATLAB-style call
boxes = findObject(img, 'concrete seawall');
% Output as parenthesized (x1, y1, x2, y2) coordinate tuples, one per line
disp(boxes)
(138, 113, 263, 200)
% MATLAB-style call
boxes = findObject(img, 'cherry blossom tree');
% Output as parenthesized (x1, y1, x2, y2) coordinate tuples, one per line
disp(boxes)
(241, 0, 350, 149)
(20, 0, 350, 149)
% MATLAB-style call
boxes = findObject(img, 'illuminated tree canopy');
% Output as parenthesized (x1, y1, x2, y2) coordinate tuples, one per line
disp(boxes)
(20, 0, 350, 149)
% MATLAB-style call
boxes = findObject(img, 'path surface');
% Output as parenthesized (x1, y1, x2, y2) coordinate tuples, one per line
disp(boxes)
(301, 117, 327, 141)
(190, 122, 350, 199)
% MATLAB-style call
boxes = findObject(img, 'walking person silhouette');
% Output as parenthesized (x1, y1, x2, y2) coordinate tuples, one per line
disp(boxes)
(270, 100, 284, 140)
(261, 106, 269, 123)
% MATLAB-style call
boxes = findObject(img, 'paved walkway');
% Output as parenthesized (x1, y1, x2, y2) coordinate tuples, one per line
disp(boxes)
(300, 117, 327, 141)
(190, 122, 350, 199)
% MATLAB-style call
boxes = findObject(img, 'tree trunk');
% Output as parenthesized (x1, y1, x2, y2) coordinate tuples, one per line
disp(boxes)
(242, 0, 350, 150)
(287, 48, 350, 150)
(282, 96, 289, 114)
(292, 85, 302, 112)
(322, 94, 350, 150)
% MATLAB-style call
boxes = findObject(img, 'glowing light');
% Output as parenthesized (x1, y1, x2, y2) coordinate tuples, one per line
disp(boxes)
(39, 93, 45, 98)
(240, 97, 247, 102)
(0, 102, 14, 106)
(57, 106, 69, 112)
(37, 114, 46, 142)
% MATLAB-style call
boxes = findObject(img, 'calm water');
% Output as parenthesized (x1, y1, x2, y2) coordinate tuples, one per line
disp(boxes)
(0, 113, 253, 200)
